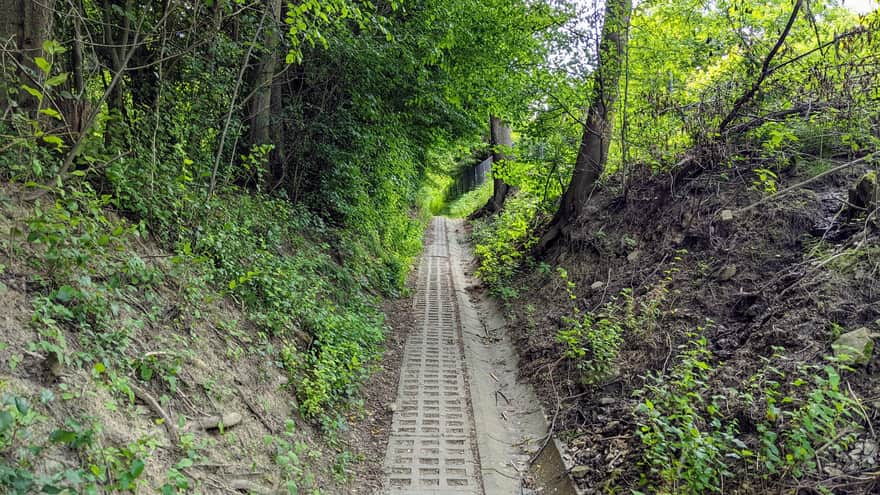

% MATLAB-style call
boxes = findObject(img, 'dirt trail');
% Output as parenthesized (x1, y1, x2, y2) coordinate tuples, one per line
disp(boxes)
(381, 218, 548, 494)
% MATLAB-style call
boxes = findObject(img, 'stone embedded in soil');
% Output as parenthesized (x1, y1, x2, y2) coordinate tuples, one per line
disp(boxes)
(717, 265, 737, 281)
(848, 440, 879, 467)
(824, 465, 846, 477)
(832, 327, 874, 365)
(598, 397, 615, 406)
(849, 171, 878, 211)
(570, 465, 589, 478)
(627, 250, 642, 263)
(590, 281, 605, 291)
(720, 209, 734, 222)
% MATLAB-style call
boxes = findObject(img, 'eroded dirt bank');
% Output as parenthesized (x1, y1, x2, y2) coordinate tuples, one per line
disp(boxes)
(484, 160, 880, 494)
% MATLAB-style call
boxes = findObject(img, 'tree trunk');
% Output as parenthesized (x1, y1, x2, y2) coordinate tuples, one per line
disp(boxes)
(250, 0, 283, 191)
(268, 77, 288, 192)
(472, 115, 514, 218)
(533, 0, 631, 255)
(98, 0, 134, 146)
(0, 0, 56, 113)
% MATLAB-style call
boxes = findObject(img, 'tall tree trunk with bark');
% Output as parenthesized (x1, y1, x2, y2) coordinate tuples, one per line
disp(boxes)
(533, 0, 631, 255)
(249, 0, 284, 191)
(472, 115, 514, 218)
(0, 0, 56, 113)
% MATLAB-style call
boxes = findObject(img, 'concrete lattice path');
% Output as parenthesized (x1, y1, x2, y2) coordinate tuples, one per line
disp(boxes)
(382, 218, 482, 494)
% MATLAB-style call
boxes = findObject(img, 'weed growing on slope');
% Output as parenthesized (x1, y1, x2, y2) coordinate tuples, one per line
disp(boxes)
(555, 268, 624, 385)
(634, 336, 863, 494)
(267, 420, 323, 494)
(634, 332, 743, 494)
(747, 358, 860, 479)
(0, 390, 156, 494)
(555, 256, 680, 385)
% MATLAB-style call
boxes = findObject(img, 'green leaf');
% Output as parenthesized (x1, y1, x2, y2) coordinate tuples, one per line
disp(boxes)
(50, 429, 77, 444)
(55, 285, 76, 302)
(42, 40, 66, 55)
(14, 397, 30, 415)
(129, 459, 145, 478)
(42, 135, 64, 147)
(139, 364, 153, 381)
(21, 84, 43, 100)
(0, 410, 13, 432)
(39, 108, 62, 120)
(35, 57, 51, 74)
(46, 73, 69, 87)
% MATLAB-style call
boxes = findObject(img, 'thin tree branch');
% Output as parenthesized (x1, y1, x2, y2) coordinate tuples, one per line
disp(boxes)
(719, 0, 803, 132)
(26, 15, 150, 200)
(207, 6, 269, 199)
(736, 151, 879, 214)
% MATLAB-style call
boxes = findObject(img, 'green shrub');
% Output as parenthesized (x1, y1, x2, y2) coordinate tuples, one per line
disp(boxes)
(749, 361, 859, 478)
(555, 269, 624, 384)
(472, 192, 540, 290)
(635, 337, 863, 494)
(635, 333, 745, 495)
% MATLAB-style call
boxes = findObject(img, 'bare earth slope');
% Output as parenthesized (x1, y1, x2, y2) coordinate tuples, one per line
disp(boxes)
(491, 160, 880, 494)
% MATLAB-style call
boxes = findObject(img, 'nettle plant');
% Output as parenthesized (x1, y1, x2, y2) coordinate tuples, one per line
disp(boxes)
(634, 338, 864, 494)
(746, 357, 860, 480)
(555, 256, 681, 385)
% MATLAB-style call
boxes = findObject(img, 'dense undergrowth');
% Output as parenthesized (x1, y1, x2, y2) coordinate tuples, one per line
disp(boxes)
(0, 163, 426, 492)
(0, 0, 525, 490)
(2, 0, 880, 492)
(443, 181, 491, 218)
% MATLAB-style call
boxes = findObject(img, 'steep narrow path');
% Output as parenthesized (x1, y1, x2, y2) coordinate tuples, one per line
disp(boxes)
(382, 218, 481, 493)
(381, 218, 548, 494)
